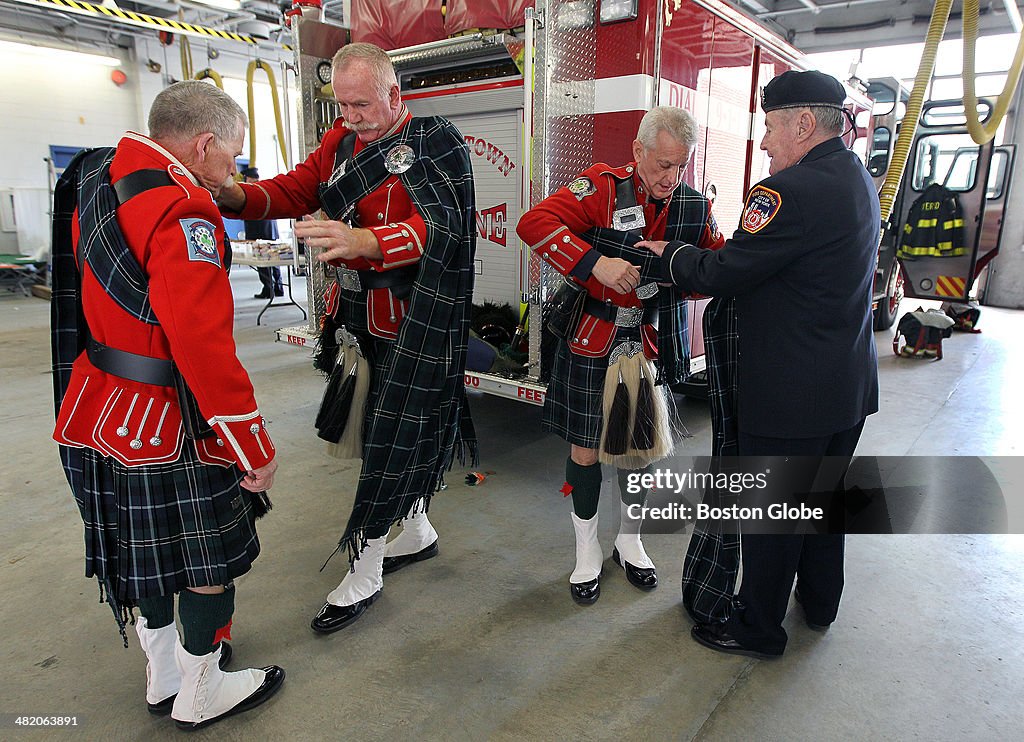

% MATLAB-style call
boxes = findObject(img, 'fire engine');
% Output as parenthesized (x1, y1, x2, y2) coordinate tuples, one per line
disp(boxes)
(276, 0, 1012, 405)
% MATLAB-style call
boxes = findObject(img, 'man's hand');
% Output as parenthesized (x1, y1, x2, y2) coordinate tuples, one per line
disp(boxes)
(636, 240, 669, 257)
(295, 218, 383, 262)
(591, 255, 641, 294)
(242, 459, 278, 492)
(216, 178, 247, 212)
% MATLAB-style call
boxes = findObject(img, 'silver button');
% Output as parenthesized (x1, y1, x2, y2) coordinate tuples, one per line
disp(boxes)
(562, 235, 571, 243)
(149, 436, 162, 446)
(550, 245, 558, 253)
(626, 166, 634, 173)
(389, 223, 398, 228)
(249, 423, 260, 434)
(581, 338, 589, 346)
(116, 426, 129, 437)
(377, 212, 384, 220)
(216, 438, 224, 446)
(130, 439, 143, 450)
(401, 230, 409, 237)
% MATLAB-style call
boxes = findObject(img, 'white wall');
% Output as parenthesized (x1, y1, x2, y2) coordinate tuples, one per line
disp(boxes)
(0, 44, 142, 190)
(0, 37, 301, 252)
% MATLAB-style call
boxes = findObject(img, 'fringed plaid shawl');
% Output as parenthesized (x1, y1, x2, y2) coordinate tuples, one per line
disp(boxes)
(682, 296, 741, 624)
(583, 182, 711, 386)
(319, 116, 478, 562)
(51, 147, 161, 509)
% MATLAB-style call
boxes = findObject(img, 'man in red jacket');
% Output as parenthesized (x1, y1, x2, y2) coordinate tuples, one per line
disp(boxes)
(51, 81, 283, 730)
(517, 107, 724, 605)
(217, 42, 477, 635)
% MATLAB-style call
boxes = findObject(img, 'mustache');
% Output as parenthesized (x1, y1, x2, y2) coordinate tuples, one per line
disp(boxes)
(343, 120, 380, 132)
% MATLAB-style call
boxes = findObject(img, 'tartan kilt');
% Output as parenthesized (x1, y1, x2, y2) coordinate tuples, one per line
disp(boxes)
(542, 339, 608, 448)
(71, 441, 263, 602)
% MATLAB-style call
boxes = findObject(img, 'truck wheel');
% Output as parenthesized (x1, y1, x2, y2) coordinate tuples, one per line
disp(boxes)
(875, 260, 904, 331)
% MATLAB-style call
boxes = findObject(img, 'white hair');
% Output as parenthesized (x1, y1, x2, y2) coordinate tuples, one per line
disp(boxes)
(148, 80, 246, 142)
(637, 106, 699, 151)
(331, 42, 398, 98)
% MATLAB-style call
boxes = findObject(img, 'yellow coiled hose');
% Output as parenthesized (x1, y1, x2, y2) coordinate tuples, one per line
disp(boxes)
(246, 60, 291, 171)
(877, 0, 953, 223)
(962, 0, 1024, 145)
(193, 68, 224, 89)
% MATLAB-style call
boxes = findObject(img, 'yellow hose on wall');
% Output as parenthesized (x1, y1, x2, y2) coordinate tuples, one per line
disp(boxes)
(194, 68, 224, 89)
(179, 34, 193, 81)
(878, 0, 953, 223)
(246, 59, 291, 170)
(962, 0, 1024, 145)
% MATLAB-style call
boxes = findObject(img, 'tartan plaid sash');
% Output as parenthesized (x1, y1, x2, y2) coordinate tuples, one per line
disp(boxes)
(681, 296, 740, 624)
(583, 182, 710, 386)
(319, 117, 479, 561)
(52, 148, 160, 409)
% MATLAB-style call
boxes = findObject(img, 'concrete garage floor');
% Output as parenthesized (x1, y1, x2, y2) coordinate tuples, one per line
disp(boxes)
(2, 268, 1023, 741)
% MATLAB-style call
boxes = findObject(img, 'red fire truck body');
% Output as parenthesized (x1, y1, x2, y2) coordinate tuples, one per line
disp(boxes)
(284, 0, 873, 406)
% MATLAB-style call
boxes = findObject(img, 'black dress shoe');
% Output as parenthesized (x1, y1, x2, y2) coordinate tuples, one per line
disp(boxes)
(382, 540, 438, 575)
(254, 291, 273, 299)
(147, 641, 233, 716)
(612, 547, 658, 590)
(691, 623, 781, 659)
(273, 288, 284, 297)
(570, 574, 600, 605)
(310, 590, 381, 634)
(794, 588, 831, 632)
(174, 665, 285, 731)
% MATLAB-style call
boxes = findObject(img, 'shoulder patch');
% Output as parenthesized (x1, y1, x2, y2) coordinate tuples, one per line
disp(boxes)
(567, 176, 597, 201)
(180, 218, 222, 267)
(741, 186, 782, 234)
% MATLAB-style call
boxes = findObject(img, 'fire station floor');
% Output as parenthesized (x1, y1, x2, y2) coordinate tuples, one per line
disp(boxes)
(2, 269, 1023, 742)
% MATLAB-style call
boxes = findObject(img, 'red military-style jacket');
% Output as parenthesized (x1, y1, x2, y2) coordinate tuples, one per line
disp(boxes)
(517, 162, 724, 358)
(230, 109, 426, 339)
(53, 132, 275, 472)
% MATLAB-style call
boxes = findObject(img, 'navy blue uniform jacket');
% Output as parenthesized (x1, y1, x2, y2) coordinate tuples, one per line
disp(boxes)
(662, 137, 880, 438)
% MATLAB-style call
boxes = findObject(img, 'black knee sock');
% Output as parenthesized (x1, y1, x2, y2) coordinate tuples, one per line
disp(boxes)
(178, 586, 235, 656)
(136, 595, 175, 630)
(617, 464, 652, 507)
(566, 457, 602, 520)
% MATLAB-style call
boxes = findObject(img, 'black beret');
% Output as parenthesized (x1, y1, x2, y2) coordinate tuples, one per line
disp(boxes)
(240, 166, 259, 179)
(761, 70, 846, 113)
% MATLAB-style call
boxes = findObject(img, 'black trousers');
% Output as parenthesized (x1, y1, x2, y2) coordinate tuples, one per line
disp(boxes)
(257, 266, 282, 294)
(725, 419, 865, 655)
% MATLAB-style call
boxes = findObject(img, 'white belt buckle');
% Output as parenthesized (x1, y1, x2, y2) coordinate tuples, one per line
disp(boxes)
(337, 266, 363, 292)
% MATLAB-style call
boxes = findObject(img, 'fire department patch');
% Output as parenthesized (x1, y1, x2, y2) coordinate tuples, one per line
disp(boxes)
(180, 218, 222, 267)
(567, 176, 597, 200)
(741, 186, 782, 234)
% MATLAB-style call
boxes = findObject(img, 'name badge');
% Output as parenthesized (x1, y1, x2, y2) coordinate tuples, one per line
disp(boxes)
(612, 205, 645, 232)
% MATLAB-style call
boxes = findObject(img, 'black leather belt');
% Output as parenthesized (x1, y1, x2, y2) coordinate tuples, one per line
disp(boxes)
(336, 264, 417, 295)
(87, 338, 175, 387)
(583, 297, 658, 328)
(113, 169, 174, 205)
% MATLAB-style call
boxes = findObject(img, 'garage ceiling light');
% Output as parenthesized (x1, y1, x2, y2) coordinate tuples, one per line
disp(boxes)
(0, 39, 121, 66)
(600, 0, 638, 24)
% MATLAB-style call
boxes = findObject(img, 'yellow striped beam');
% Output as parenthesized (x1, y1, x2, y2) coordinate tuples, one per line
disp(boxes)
(11, 0, 269, 45)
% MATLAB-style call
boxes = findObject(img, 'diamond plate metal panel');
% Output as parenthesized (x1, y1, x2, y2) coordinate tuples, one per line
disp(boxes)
(294, 18, 345, 334)
(528, 0, 598, 380)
